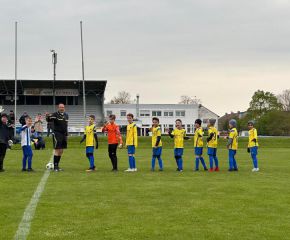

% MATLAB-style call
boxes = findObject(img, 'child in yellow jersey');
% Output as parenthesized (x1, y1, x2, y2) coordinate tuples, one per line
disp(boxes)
(206, 119, 219, 172)
(80, 115, 98, 172)
(125, 113, 138, 172)
(149, 117, 163, 171)
(247, 120, 259, 172)
(194, 119, 208, 171)
(226, 119, 238, 171)
(167, 119, 189, 172)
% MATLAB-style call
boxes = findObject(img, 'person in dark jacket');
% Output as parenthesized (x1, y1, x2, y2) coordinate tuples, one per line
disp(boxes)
(0, 113, 13, 172)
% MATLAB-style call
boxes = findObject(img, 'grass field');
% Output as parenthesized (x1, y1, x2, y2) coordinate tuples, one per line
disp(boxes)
(1, 136, 290, 240)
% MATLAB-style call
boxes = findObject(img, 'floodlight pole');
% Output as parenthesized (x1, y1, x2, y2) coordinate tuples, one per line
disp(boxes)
(80, 21, 86, 127)
(51, 50, 57, 111)
(14, 21, 17, 136)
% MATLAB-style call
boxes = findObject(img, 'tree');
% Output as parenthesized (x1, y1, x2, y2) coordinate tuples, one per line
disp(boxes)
(179, 95, 201, 104)
(247, 90, 283, 118)
(110, 91, 132, 104)
(278, 89, 290, 111)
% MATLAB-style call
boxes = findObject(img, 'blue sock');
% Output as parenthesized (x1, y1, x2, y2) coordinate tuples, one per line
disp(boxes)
(132, 156, 136, 169)
(195, 157, 199, 170)
(178, 157, 183, 170)
(89, 155, 95, 169)
(151, 156, 156, 170)
(200, 157, 207, 169)
(157, 157, 163, 169)
(252, 154, 258, 168)
(213, 156, 219, 168)
(233, 158, 237, 169)
(22, 155, 27, 169)
(128, 156, 133, 168)
(175, 157, 179, 168)
(28, 155, 32, 169)
(209, 155, 214, 169)
(229, 151, 234, 169)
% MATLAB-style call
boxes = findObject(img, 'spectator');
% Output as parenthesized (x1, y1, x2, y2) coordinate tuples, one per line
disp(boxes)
(34, 113, 43, 136)
(19, 112, 28, 126)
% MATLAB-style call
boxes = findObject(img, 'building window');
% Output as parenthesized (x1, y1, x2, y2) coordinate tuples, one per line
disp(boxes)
(140, 110, 150, 117)
(120, 110, 127, 117)
(152, 111, 162, 117)
(106, 110, 112, 117)
(187, 124, 193, 133)
(176, 110, 185, 117)
(164, 111, 174, 117)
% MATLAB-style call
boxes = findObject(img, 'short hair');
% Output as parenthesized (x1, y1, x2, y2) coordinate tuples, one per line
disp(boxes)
(89, 115, 95, 120)
(25, 116, 32, 121)
(152, 117, 159, 123)
(175, 119, 182, 123)
(109, 114, 116, 120)
(127, 113, 134, 118)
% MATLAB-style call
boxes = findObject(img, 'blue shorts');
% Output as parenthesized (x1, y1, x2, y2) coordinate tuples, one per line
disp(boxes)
(22, 145, 33, 157)
(86, 146, 94, 154)
(127, 145, 136, 155)
(195, 147, 203, 156)
(250, 146, 258, 155)
(174, 148, 184, 157)
(207, 147, 217, 156)
(152, 147, 162, 156)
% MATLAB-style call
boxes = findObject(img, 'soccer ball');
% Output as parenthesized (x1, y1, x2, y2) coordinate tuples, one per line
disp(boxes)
(46, 162, 54, 170)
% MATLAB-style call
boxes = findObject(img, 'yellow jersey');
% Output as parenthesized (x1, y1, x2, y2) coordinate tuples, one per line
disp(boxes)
(85, 124, 97, 147)
(228, 128, 238, 150)
(207, 126, 218, 148)
(152, 126, 162, 147)
(194, 127, 204, 147)
(248, 128, 259, 148)
(171, 128, 186, 148)
(126, 122, 138, 147)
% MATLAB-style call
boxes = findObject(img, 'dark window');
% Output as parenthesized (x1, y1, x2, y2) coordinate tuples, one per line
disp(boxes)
(56, 96, 66, 105)
(41, 96, 53, 105)
(26, 96, 40, 105)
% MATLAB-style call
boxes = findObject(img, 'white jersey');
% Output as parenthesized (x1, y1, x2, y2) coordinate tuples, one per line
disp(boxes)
(21, 125, 32, 146)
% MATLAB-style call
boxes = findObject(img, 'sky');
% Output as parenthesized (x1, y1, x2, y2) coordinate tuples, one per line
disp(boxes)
(1, 0, 290, 116)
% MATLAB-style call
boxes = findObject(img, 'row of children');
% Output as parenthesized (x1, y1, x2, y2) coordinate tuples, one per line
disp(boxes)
(81, 113, 259, 172)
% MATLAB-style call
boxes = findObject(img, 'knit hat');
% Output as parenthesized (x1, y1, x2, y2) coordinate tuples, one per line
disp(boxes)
(229, 119, 237, 128)
(195, 119, 202, 125)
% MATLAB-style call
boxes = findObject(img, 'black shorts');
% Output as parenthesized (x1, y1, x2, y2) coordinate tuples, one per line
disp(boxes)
(52, 132, 67, 149)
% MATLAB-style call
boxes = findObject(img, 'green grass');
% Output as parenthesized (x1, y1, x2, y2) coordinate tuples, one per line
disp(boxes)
(1, 137, 290, 240)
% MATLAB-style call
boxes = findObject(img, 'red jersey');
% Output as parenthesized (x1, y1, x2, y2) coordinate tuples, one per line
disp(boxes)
(102, 123, 123, 144)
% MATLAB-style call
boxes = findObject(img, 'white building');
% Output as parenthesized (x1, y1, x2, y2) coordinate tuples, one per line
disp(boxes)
(104, 104, 219, 135)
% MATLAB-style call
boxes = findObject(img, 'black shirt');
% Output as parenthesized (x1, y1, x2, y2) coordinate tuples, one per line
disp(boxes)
(0, 122, 11, 146)
(46, 112, 69, 135)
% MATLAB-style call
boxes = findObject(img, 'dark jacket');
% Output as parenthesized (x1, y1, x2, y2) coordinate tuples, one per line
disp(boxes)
(0, 122, 12, 146)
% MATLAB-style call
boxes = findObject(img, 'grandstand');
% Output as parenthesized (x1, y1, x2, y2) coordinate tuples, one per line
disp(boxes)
(0, 79, 106, 133)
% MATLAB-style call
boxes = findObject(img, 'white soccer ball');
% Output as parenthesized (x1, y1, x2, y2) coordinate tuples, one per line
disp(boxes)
(46, 162, 54, 170)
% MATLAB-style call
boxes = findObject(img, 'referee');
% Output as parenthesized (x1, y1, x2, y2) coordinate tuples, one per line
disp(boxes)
(46, 103, 69, 172)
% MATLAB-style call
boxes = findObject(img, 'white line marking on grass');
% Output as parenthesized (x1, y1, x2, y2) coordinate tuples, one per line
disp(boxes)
(14, 153, 53, 240)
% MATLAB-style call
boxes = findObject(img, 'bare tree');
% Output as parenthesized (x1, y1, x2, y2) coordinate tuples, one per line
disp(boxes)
(278, 89, 290, 111)
(179, 95, 201, 105)
(110, 91, 132, 104)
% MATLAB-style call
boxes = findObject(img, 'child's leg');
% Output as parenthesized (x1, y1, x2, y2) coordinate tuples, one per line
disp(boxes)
(200, 156, 207, 170)
(157, 156, 163, 170)
(132, 155, 136, 169)
(22, 146, 28, 170)
(27, 146, 33, 169)
(128, 155, 133, 169)
(176, 156, 182, 170)
(229, 150, 234, 170)
(195, 156, 199, 170)
(179, 156, 183, 170)
(232, 151, 238, 169)
(112, 144, 118, 170)
(209, 155, 214, 169)
(213, 151, 219, 168)
(251, 147, 258, 168)
(151, 155, 156, 170)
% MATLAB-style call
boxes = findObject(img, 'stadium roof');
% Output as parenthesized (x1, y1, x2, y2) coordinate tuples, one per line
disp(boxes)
(0, 79, 107, 95)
